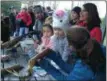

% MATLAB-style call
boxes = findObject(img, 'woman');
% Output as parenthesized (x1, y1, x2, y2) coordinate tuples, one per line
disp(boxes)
(77, 3, 102, 43)
(28, 26, 105, 81)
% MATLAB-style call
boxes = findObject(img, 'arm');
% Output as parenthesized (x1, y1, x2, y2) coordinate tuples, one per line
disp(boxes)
(26, 13, 32, 26)
(62, 38, 70, 62)
(28, 48, 54, 75)
(67, 60, 94, 80)
(48, 36, 57, 51)
(90, 27, 102, 43)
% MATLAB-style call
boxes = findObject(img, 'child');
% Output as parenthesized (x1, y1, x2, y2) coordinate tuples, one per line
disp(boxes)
(49, 9, 70, 62)
(35, 24, 53, 53)
(70, 6, 81, 25)
(28, 24, 53, 76)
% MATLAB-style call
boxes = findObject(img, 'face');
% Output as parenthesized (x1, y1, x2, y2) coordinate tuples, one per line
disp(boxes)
(35, 12, 43, 19)
(71, 11, 79, 20)
(43, 27, 53, 37)
(80, 7, 88, 21)
(54, 28, 65, 37)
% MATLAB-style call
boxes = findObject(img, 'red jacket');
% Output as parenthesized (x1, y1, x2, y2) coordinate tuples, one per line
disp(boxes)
(90, 27, 102, 43)
(16, 11, 32, 27)
(77, 21, 102, 43)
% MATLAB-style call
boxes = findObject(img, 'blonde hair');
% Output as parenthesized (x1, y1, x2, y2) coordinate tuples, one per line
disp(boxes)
(44, 16, 52, 25)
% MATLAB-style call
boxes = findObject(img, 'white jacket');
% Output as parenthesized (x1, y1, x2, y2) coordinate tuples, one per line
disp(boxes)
(49, 35, 70, 62)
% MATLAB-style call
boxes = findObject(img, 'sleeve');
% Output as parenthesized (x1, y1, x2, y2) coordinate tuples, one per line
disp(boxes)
(62, 38, 70, 62)
(67, 60, 94, 80)
(26, 13, 32, 26)
(90, 27, 102, 43)
(48, 36, 57, 52)
(16, 14, 19, 19)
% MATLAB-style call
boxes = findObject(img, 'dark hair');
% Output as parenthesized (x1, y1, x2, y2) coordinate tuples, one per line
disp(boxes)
(83, 3, 101, 31)
(34, 5, 43, 13)
(72, 6, 81, 16)
(67, 27, 105, 73)
(47, 6, 51, 11)
(43, 24, 53, 34)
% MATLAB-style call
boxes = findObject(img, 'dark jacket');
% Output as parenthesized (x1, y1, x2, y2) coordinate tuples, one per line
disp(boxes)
(28, 11, 35, 31)
(9, 12, 16, 31)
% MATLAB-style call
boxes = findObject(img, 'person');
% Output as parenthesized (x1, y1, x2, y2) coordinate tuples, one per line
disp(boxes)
(33, 5, 45, 42)
(29, 26, 105, 81)
(28, 6, 35, 32)
(1, 17, 10, 43)
(35, 24, 53, 53)
(70, 6, 81, 25)
(77, 3, 102, 43)
(16, 7, 32, 36)
(49, 9, 70, 62)
(46, 6, 53, 16)
(9, 6, 17, 36)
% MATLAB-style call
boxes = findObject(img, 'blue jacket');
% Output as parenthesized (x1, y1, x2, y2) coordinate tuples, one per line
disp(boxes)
(66, 60, 94, 81)
(39, 58, 95, 81)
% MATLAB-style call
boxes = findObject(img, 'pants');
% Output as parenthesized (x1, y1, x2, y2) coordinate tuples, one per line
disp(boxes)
(13, 28, 19, 37)
(19, 27, 29, 36)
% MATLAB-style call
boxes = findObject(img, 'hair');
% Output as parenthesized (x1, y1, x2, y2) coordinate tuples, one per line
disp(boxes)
(43, 24, 53, 34)
(33, 5, 43, 13)
(28, 6, 33, 12)
(46, 6, 51, 11)
(83, 3, 101, 31)
(67, 27, 105, 73)
(44, 16, 53, 24)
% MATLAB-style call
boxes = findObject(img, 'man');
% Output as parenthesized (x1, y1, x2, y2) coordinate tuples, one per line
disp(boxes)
(9, 6, 17, 36)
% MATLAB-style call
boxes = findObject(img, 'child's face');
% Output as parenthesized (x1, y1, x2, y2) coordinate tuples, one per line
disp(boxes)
(43, 27, 53, 37)
(54, 28, 65, 37)
(71, 11, 79, 20)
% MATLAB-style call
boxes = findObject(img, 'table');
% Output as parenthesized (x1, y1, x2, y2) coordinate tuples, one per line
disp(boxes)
(1, 38, 56, 81)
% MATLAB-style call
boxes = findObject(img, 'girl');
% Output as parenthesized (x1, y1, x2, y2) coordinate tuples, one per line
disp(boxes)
(29, 26, 105, 81)
(77, 3, 102, 43)
(70, 6, 81, 25)
(49, 9, 71, 62)
(35, 24, 53, 53)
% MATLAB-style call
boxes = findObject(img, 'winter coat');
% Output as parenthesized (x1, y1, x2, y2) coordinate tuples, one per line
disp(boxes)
(49, 35, 70, 62)
(77, 21, 102, 43)
(16, 11, 32, 27)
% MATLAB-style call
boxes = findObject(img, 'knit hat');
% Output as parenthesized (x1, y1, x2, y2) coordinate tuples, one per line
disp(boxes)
(72, 6, 81, 16)
(52, 9, 70, 34)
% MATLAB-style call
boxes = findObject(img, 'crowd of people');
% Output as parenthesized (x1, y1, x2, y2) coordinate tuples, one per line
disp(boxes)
(1, 3, 106, 81)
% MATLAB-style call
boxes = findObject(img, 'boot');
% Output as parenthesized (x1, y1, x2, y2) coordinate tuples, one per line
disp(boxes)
(1, 64, 24, 77)
(27, 48, 54, 75)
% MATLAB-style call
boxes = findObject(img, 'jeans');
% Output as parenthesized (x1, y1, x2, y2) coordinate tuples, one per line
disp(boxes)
(13, 28, 19, 37)
(19, 27, 29, 36)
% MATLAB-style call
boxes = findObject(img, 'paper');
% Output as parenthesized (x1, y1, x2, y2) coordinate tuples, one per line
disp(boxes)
(33, 66, 47, 76)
